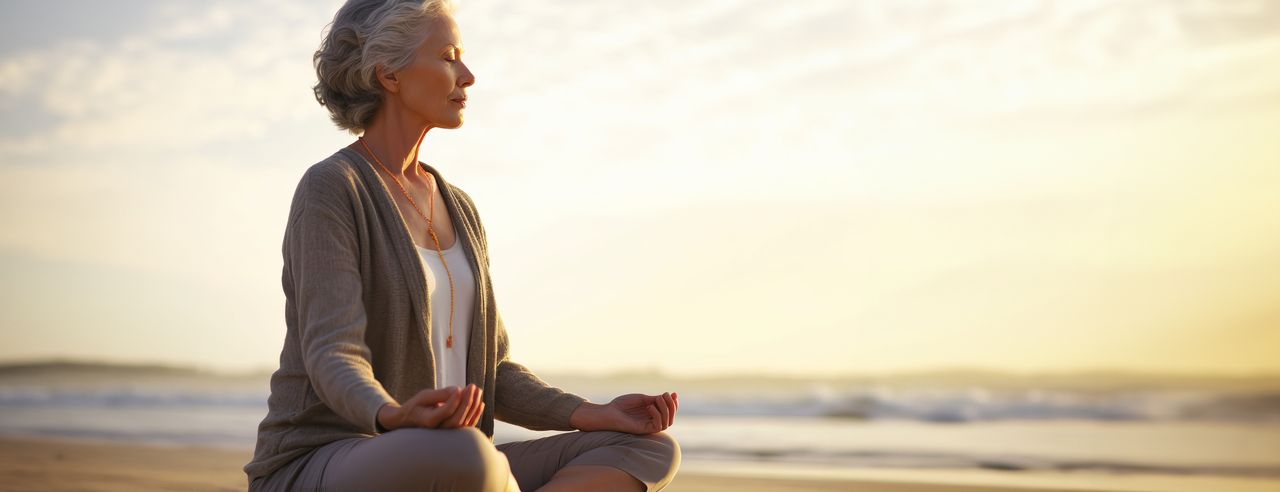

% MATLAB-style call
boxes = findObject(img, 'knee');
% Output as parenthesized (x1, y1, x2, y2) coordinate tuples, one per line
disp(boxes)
(402, 427, 511, 491)
(434, 428, 510, 489)
(651, 431, 681, 468)
(641, 431, 681, 487)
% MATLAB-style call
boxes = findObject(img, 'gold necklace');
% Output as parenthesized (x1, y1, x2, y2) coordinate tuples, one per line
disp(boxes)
(357, 137, 458, 348)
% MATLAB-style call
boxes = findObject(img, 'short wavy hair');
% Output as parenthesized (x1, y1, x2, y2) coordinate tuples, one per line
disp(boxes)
(313, 0, 458, 135)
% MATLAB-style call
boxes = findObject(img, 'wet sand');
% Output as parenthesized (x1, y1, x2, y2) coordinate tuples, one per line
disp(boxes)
(0, 435, 1105, 492)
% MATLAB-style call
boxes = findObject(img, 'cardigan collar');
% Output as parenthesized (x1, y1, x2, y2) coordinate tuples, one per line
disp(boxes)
(336, 146, 488, 389)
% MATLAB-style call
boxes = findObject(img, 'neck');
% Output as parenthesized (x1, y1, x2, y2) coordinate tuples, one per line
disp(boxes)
(358, 115, 431, 178)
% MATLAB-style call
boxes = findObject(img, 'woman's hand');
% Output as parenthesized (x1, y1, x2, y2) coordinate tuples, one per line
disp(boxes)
(377, 384, 485, 431)
(570, 391, 679, 435)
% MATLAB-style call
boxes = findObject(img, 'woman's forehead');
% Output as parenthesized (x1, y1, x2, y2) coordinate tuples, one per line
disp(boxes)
(422, 15, 462, 49)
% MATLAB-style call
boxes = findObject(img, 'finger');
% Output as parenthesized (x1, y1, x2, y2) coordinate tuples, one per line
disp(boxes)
(663, 392, 676, 426)
(412, 386, 458, 407)
(647, 403, 663, 432)
(426, 388, 463, 428)
(463, 385, 481, 425)
(447, 385, 477, 427)
(468, 401, 485, 427)
(655, 393, 671, 429)
(671, 392, 679, 414)
(455, 386, 475, 427)
(662, 393, 673, 427)
(410, 394, 450, 428)
(461, 385, 481, 425)
(425, 390, 459, 428)
(465, 388, 485, 426)
(445, 387, 470, 428)
(657, 393, 670, 427)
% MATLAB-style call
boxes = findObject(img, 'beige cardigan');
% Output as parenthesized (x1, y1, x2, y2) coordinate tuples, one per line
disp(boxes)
(243, 147, 588, 484)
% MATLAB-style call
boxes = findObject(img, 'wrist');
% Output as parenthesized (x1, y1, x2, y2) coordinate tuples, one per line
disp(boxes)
(377, 403, 399, 432)
(568, 401, 606, 431)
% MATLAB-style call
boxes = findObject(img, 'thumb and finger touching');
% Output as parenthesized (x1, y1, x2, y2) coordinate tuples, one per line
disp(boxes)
(400, 385, 483, 429)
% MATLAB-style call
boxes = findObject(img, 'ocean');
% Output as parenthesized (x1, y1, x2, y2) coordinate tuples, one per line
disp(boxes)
(1, 362, 1278, 491)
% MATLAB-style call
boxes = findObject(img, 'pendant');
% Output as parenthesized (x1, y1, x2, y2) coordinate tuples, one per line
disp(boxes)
(446, 335, 453, 348)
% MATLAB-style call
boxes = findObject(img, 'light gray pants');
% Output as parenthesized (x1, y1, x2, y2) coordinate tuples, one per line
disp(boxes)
(250, 427, 680, 491)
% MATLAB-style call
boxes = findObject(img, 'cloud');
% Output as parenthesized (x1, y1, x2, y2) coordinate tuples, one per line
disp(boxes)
(1, 0, 1278, 373)
(4, 0, 1278, 165)
(0, 1, 340, 160)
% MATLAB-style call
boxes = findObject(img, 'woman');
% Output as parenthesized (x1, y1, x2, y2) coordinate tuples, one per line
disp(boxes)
(242, 1, 681, 490)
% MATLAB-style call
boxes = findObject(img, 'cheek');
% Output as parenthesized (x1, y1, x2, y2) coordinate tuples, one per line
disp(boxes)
(401, 67, 454, 108)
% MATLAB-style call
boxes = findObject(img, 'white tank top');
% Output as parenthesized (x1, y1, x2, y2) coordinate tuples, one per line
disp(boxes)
(417, 233, 475, 390)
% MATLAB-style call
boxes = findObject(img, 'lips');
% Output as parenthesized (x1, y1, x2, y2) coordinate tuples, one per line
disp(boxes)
(450, 97, 467, 108)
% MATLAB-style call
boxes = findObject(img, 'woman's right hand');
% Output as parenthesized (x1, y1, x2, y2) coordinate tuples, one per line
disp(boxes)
(377, 384, 485, 431)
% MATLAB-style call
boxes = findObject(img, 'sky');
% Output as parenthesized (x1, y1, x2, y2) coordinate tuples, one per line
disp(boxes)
(1, 0, 1277, 377)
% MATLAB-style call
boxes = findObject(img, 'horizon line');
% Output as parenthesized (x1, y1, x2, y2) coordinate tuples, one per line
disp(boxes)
(2, 356, 1278, 380)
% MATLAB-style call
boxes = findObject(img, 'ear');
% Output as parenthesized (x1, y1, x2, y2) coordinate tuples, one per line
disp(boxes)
(375, 64, 400, 94)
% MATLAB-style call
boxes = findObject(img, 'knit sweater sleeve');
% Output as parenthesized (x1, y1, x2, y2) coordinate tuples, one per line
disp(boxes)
(450, 185, 588, 431)
(284, 165, 397, 435)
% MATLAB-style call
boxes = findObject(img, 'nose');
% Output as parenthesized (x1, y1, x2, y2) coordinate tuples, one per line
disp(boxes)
(458, 61, 475, 89)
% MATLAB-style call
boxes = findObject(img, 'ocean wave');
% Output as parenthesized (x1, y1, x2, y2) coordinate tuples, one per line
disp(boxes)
(585, 386, 1280, 423)
(682, 446, 1280, 479)
(0, 385, 267, 408)
(3, 383, 1278, 423)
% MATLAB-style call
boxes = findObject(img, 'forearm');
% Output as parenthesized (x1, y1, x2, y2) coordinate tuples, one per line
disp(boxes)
(568, 401, 607, 431)
(492, 360, 587, 430)
(303, 351, 397, 434)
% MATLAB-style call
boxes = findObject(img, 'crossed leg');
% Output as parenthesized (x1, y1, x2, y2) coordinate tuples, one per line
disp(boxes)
(536, 464, 645, 492)
(498, 430, 680, 492)
(252, 427, 678, 491)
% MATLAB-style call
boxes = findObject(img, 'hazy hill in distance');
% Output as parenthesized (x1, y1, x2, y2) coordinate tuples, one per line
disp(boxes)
(2, 358, 1278, 393)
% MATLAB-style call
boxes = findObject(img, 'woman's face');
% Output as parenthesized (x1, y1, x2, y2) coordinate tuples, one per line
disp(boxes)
(383, 13, 474, 129)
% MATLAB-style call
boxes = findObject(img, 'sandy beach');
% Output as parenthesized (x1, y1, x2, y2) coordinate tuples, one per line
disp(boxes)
(0, 435, 1097, 492)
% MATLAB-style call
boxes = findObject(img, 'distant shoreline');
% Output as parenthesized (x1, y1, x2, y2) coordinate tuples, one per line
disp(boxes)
(3, 358, 1279, 390)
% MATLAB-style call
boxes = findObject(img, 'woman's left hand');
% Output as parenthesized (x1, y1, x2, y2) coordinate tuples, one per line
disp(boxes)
(571, 391, 679, 435)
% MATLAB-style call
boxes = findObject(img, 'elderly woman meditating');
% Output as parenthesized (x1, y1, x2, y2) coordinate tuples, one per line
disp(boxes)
(241, 1, 681, 490)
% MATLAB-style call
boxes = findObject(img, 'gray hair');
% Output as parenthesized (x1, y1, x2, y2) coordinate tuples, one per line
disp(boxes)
(313, 0, 458, 135)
